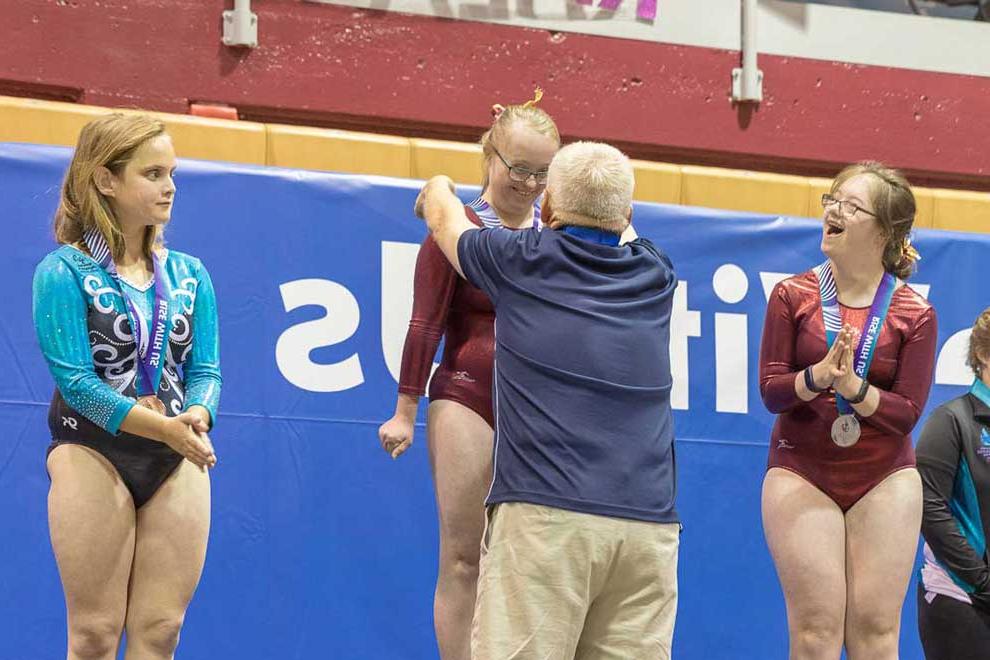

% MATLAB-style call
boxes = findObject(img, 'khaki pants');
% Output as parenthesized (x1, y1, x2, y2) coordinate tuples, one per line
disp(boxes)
(471, 502, 680, 660)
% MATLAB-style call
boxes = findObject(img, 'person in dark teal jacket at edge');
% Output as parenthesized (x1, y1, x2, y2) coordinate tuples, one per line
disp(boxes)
(32, 113, 221, 660)
(917, 307, 990, 660)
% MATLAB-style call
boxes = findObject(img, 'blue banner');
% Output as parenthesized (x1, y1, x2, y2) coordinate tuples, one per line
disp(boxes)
(3, 142, 987, 659)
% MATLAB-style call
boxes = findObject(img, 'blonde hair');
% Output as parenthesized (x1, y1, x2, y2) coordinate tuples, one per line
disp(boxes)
(546, 141, 634, 234)
(479, 88, 561, 189)
(54, 113, 168, 261)
(831, 161, 919, 280)
(968, 308, 990, 376)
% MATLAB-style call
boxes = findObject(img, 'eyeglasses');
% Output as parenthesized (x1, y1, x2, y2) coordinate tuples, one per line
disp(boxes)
(821, 193, 877, 219)
(492, 146, 549, 185)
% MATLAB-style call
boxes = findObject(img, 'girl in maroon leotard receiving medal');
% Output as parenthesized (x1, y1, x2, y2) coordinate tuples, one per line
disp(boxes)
(377, 91, 560, 660)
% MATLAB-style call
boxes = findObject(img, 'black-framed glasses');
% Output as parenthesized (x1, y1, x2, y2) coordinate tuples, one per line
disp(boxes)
(492, 146, 549, 185)
(821, 193, 877, 219)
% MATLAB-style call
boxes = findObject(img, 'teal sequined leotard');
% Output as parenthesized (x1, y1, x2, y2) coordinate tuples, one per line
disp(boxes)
(33, 244, 221, 506)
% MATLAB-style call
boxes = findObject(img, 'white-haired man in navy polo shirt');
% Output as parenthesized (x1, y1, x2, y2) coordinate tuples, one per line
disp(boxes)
(415, 141, 680, 659)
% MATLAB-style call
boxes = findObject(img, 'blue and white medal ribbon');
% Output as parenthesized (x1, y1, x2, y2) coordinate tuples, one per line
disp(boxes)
(84, 229, 170, 404)
(815, 261, 897, 447)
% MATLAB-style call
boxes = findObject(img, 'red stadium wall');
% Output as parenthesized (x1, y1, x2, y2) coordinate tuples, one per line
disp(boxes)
(2, 0, 987, 189)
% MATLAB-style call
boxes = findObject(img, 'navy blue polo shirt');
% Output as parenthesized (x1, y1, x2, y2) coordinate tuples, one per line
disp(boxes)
(457, 226, 679, 524)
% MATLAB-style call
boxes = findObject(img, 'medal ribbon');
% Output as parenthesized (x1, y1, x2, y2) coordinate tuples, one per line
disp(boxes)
(815, 261, 896, 415)
(471, 198, 541, 230)
(84, 230, 170, 397)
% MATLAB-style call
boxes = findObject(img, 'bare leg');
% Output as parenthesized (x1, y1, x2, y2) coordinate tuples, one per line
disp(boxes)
(48, 445, 135, 660)
(427, 400, 494, 660)
(844, 469, 922, 660)
(123, 459, 211, 660)
(125, 461, 210, 660)
(763, 468, 847, 660)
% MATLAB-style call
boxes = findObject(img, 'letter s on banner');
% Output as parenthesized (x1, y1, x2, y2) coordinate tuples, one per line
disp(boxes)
(276, 279, 364, 392)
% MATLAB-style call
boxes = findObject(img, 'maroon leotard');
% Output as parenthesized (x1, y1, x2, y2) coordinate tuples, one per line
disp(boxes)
(398, 206, 497, 426)
(759, 270, 938, 511)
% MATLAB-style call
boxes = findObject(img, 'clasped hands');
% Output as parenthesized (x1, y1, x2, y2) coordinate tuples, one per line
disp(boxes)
(810, 324, 865, 400)
(161, 405, 217, 470)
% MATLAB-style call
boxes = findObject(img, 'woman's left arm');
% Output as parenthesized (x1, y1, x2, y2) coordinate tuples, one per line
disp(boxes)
(841, 304, 937, 435)
(182, 262, 222, 429)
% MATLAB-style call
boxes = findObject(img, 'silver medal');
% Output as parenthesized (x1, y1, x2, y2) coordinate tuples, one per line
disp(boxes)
(831, 414, 861, 447)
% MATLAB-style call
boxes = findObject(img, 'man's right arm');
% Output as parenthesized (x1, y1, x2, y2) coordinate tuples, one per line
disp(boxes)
(414, 176, 475, 278)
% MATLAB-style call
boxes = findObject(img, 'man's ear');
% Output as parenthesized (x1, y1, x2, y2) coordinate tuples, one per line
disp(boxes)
(93, 166, 117, 197)
(619, 206, 638, 244)
(614, 205, 633, 233)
